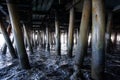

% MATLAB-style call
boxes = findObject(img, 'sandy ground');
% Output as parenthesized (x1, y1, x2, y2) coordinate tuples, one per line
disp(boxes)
(0, 44, 120, 80)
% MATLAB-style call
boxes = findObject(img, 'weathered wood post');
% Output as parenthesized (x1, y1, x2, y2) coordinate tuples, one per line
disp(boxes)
(38, 30, 41, 48)
(66, 29, 68, 48)
(71, 0, 91, 79)
(113, 32, 117, 47)
(31, 30, 34, 47)
(29, 30, 32, 45)
(76, 28, 79, 44)
(0, 20, 17, 58)
(91, 0, 105, 80)
(33, 30, 36, 48)
(51, 32, 55, 48)
(41, 30, 46, 49)
(23, 24, 33, 54)
(24, 33, 28, 48)
(106, 13, 113, 52)
(74, 30, 77, 44)
(49, 31, 52, 49)
(67, 7, 74, 58)
(34, 30, 37, 49)
(55, 12, 61, 56)
(6, 0, 30, 69)
(63, 32, 65, 44)
(2, 25, 12, 55)
(2, 43, 7, 55)
(36, 30, 39, 48)
(46, 26, 50, 52)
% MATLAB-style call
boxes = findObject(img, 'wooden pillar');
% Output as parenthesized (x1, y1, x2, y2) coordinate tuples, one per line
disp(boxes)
(51, 32, 55, 48)
(24, 34, 28, 48)
(55, 12, 61, 56)
(66, 30, 68, 48)
(36, 30, 39, 48)
(6, 0, 30, 69)
(113, 32, 117, 47)
(106, 13, 113, 52)
(76, 28, 79, 44)
(34, 30, 37, 48)
(2, 43, 7, 55)
(31, 30, 34, 47)
(29, 30, 33, 46)
(49, 32, 52, 49)
(71, 0, 91, 79)
(41, 30, 46, 49)
(23, 24, 33, 54)
(38, 31, 42, 48)
(0, 20, 17, 58)
(2, 25, 12, 55)
(74, 31, 77, 44)
(33, 30, 35, 47)
(91, 0, 105, 80)
(63, 32, 66, 44)
(67, 7, 74, 58)
(46, 26, 50, 51)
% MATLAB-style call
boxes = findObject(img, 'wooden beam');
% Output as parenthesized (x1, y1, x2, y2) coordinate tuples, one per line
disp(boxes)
(66, 0, 82, 11)
(6, 0, 30, 69)
(67, 7, 74, 58)
(91, 0, 105, 80)
(0, 20, 17, 58)
(23, 24, 33, 54)
(71, 0, 91, 79)
(46, 26, 50, 52)
(113, 5, 120, 11)
(55, 12, 61, 56)
(106, 12, 113, 53)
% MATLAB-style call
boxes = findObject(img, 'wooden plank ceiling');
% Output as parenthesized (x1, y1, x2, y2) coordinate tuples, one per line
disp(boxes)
(0, 0, 120, 32)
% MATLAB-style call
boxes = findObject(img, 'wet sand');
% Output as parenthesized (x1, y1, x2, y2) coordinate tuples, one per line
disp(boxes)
(0, 44, 120, 80)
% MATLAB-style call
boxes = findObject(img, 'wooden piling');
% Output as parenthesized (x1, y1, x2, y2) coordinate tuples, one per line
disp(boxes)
(67, 7, 74, 58)
(71, 0, 91, 79)
(55, 12, 61, 56)
(75, 0, 91, 68)
(91, 0, 105, 80)
(2, 25, 12, 55)
(106, 13, 113, 52)
(113, 32, 117, 47)
(37, 31, 41, 48)
(23, 24, 33, 54)
(46, 26, 50, 51)
(41, 30, 46, 49)
(6, 0, 30, 69)
(0, 20, 17, 58)
(2, 43, 7, 55)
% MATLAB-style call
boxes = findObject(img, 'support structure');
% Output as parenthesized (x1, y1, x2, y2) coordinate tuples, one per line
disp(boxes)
(0, 20, 17, 58)
(6, 0, 30, 69)
(91, 0, 105, 80)
(2, 43, 7, 55)
(71, 0, 91, 79)
(2, 25, 12, 55)
(49, 32, 52, 49)
(67, 7, 74, 58)
(33, 30, 36, 48)
(23, 24, 33, 54)
(113, 32, 117, 47)
(39, 31, 41, 47)
(55, 12, 61, 56)
(46, 26, 50, 52)
(41, 30, 46, 49)
(106, 13, 113, 52)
